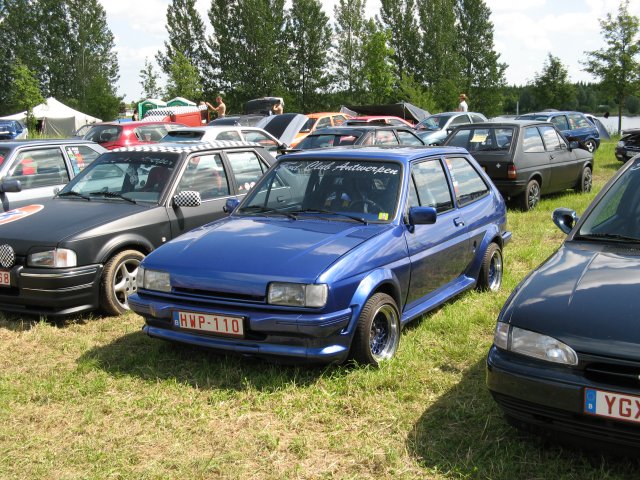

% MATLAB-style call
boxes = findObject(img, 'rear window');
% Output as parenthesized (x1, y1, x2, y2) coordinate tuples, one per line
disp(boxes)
(134, 125, 175, 142)
(447, 127, 514, 152)
(161, 131, 205, 142)
(83, 125, 122, 143)
(298, 133, 360, 149)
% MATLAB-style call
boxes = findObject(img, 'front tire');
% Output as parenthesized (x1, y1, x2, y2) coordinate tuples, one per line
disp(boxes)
(583, 139, 597, 153)
(477, 243, 503, 291)
(574, 166, 593, 193)
(519, 179, 541, 211)
(100, 250, 145, 316)
(350, 293, 400, 367)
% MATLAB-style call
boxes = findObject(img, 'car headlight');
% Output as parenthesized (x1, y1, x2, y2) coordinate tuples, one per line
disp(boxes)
(28, 248, 77, 267)
(617, 140, 625, 147)
(138, 267, 171, 292)
(268, 282, 328, 308)
(493, 321, 578, 365)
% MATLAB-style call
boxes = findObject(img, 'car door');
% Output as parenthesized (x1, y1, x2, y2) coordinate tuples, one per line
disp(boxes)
(539, 125, 579, 191)
(404, 157, 470, 309)
(223, 149, 272, 195)
(0, 146, 71, 211)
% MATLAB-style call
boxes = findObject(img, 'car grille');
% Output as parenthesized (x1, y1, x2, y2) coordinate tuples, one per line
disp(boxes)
(581, 353, 640, 389)
(171, 287, 265, 304)
(492, 392, 640, 449)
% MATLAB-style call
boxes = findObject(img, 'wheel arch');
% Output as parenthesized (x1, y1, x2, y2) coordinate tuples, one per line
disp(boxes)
(96, 234, 154, 265)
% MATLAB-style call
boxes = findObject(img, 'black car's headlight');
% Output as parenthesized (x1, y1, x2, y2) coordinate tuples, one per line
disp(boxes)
(137, 267, 171, 292)
(493, 321, 578, 365)
(617, 140, 625, 147)
(27, 248, 77, 267)
(268, 282, 327, 308)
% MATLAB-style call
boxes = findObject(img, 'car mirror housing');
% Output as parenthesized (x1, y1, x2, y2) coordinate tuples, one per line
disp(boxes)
(173, 190, 202, 208)
(0, 178, 22, 193)
(552, 207, 578, 234)
(407, 206, 437, 231)
(568, 140, 579, 150)
(224, 198, 240, 213)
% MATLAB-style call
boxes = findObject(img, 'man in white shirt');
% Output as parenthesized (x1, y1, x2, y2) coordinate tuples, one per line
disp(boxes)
(458, 93, 468, 112)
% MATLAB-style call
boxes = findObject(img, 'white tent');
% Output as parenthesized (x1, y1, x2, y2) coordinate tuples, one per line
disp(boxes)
(0, 97, 101, 136)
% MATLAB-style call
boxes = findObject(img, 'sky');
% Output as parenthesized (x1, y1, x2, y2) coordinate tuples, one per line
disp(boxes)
(98, 0, 640, 103)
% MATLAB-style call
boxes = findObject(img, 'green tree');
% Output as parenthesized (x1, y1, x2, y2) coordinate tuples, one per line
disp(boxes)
(379, 0, 420, 81)
(396, 73, 437, 112)
(583, 0, 640, 133)
(7, 60, 44, 131)
(139, 58, 163, 99)
(360, 19, 395, 104)
(165, 51, 203, 100)
(454, 0, 506, 116)
(532, 54, 577, 110)
(284, 0, 332, 112)
(333, 0, 366, 103)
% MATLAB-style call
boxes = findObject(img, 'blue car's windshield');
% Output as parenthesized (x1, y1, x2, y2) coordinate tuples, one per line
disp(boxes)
(237, 158, 402, 223)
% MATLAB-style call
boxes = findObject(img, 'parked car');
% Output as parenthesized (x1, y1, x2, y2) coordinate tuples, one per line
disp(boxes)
(71, 124, 95, 139)
(82, 121, 184, 150)
(0, 120, 28, 140)
(160, 126, 288, 154)
(0, 139, 106, 212)
(344, 116, 414, 128)
(130, 146, 511, 365)
(444, 120, 593, 210)
(0, 141, 275, 317)
(615, 128, 640, 162)
(515, 111, 600, 152)
(290, 112, 353, 147)
(487, 154, 640, 453)
(294, 125, 426, 150)
(414, 112, 488, 145)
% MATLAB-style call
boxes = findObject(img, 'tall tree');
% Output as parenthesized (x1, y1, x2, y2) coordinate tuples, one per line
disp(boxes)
(284, 0, 332, 112)
(334, 0, 367, 103)
(583, 0, 640, 133)
(207, 0, 236, 97)
(139, 58, 163, 99)
(454, 0, 506, 116)
(7, 60, 44, 130)
(165, 51, 203, 101)
(418, 0, 461, 111)
(360, 19, 395, 104)
(34, 0, 72, 98)
(157, 0, 210, 99)
(379, 0, 420, 81)
(532, 54, 576, 110)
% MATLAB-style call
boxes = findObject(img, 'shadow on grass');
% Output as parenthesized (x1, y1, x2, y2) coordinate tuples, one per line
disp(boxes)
(0, 310, 107, 331)
(408, 359, 640, 479)
(78, 329, 345, 392)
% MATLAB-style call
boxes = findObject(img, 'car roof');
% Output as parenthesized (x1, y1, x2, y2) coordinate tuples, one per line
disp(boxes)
(0, 139, 103, 148)
(448, 120, 548, 128)
(111, 140, 262, 153)
(517, 111, 584, 117)
(307, 112, 345, 118)
(308, 126, 413, 135)
(281, 145, 468, 163)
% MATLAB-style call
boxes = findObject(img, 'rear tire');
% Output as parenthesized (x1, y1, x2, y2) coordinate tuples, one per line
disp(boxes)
(350, 293, 400, 367)
(574, 166, 592, 193)
(100, 250, 145, 316)
(583, 139, 597, 153)
(519, 179, 540, 211)
(477, 243, 503, 291)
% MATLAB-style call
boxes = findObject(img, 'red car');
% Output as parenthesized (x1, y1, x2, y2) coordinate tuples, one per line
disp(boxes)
(81, 121, 184, 150)
(345, 116, 415, 128)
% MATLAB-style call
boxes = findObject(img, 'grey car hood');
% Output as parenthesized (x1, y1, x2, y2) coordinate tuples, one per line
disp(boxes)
(256, 113, 308, 147)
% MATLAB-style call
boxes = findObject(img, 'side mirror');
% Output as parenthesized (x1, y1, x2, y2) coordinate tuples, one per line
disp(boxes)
(173, 190, 202, 208)
(568, 140, 579, 150)
(223, 198, 240, 213)
(552, 207, 578, 234)
(0, 178, 22, 193)
(407, 206, 437, 232)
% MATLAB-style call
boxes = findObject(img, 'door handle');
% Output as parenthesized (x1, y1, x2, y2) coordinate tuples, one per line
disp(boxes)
(454, 217, 465, 227)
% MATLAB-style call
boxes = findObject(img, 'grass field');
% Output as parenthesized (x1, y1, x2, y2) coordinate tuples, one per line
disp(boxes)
(1, 140, 639, 479)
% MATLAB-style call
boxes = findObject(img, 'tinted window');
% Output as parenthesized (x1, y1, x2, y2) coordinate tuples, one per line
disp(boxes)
(540, 125, 562, 151)
(410, 159, 453, 213)
(470, 114, 486, 123)
(65, 145, 101, 174)
(522, 127, 545, 153)
(161, 130, 204, 142)
(83, 125, 122, 143)
(450, 115, 470, 126)
(226, 151, 268, 193)
(396, 130, 424, 146)
(298, 133, 360, 149)
(550, 115, 569, 131)
(449, 127, 513, 152)
(445, 157, 489, 206)
(374, 130, 399, 145)
(177, 153, 229, 200)
(8, 148, 69, 188)
(134, 125, 174, 142)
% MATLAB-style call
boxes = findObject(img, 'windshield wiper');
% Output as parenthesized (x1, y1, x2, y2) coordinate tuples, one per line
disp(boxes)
(89, 191, 137, 204)
(575, 232, 640, 243)
(56, 190, 91, 201)
(289, 208, 368, 225)
(239, 205, 296, 220)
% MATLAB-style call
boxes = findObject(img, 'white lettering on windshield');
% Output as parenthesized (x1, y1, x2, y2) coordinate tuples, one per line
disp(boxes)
(285, 161, 399, 175)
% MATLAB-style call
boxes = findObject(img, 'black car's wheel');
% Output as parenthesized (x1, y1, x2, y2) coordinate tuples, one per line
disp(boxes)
(583, 139, 597, 153)
(350, 293, 400, 367)
(100, 249, 145, 316)
(519, 179, 541, 211)
(575, 166, 593, 193)
(477, 242, 503, 292)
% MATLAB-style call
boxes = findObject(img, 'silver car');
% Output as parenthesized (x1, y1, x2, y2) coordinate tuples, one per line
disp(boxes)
(415, 111, 488, 145)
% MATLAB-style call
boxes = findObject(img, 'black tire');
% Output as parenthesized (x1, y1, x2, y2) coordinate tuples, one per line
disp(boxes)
(350, 293, 400, 367)
(100, 250, 145, 316)
(477, 242, 503, 292)
(574, 166, 593, 193)
(518, 179, 541, 211)
(583, 139, 597, 153)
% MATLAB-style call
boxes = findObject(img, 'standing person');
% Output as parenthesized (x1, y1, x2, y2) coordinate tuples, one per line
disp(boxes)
(457, 94, 468, 112)
(214, 96, 226, 118)
(272, 99, 284, 115)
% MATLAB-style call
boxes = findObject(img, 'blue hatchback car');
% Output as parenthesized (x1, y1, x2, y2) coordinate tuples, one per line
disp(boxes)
(515, 111, 600, 153)
(130, 147, 511, 365)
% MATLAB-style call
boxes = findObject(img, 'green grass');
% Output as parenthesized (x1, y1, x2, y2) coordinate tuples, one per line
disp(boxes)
(1, 140, 638, 479)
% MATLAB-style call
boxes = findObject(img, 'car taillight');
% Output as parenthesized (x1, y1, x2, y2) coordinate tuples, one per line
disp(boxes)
(507, 165, 517, 179)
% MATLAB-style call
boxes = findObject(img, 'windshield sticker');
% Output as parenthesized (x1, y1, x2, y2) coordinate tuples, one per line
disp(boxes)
(378, 212, 389, 221)
(285, 161, 399, 175)
(0, 204, 44, 225)
(471, 133, 488, 143)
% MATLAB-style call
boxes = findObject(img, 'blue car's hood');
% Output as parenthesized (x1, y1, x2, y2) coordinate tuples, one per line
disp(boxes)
(504, 242, 640, 360)
(145, 217, 390, 297)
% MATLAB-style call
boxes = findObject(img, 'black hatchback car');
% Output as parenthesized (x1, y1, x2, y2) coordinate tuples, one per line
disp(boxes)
(615, 128, 640, 162)
(487, 154, 640, 453)
(293, 125, 425, 150)
(0, 141, 274, 317)
(444, 120, 593, 210)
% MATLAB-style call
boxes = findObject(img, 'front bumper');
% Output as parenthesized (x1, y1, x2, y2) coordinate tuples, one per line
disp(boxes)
(486, 345, 640, 452)
(0, 263, 103, 316)
(615, 147, 639, 162)
(130, 292, 355, 364)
